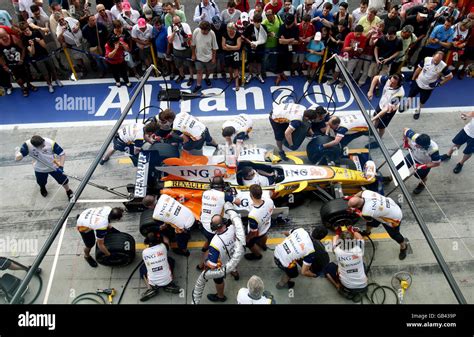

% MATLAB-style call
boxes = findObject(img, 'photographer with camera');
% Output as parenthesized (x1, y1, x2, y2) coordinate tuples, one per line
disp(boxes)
(237, 275, 275, 304)
(167, 15, 194, 86)
(105, 32, 132, 87)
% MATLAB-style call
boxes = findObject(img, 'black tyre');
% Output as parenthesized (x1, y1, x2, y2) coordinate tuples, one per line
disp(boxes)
(320, 198, 357, 230)
(306, 135, 342, 164)
(139, 208, 162, 236)
(335, 158, 357, 170)
(96, 232, 136, 267)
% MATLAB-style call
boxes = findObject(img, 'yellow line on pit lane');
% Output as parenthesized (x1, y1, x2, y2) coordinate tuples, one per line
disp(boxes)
(135, 232, 391, 250)
(118, 158, 133, 164)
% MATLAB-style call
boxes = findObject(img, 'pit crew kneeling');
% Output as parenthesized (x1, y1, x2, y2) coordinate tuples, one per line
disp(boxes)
(143, 194, 196, 257)
(222, 113, 253, 161)
(171, 111, 218, 152)
(325, 227, 368, 301)
(273, 227, 327, 289)
(206, 215, 239, 302)
(347, 190, 409, 260)
(76, 206, 124, 267)
(269, 103, 318, 160)
(140, 232, 180, 302)
(100, 122, 159, 166)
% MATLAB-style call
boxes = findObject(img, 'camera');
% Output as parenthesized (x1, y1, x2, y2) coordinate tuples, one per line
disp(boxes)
(109, 35, 119, 44)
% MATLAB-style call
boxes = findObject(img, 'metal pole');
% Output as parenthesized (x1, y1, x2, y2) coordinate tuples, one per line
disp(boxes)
(334, 56, 467, 304)
(10, 66, 157, 304)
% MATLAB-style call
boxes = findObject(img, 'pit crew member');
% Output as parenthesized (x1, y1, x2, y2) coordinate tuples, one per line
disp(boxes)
(366, 73, 405, 148)
(269, 102, 318, 160)
(15, 135, 74, 200)
(325, 227, 368, 296)
(245, 184, 274, 261)
(320, 114, 369, 149)
(100, 122, 159, 166)
(143, 194, 196, 256)
(403, 128, 441, 194)
(222, 113, 254, 160)
(347, 190, 409, 259)
(139, 232, 180, 302)
(76, 206, 124, 268)
(273, 227, 322, 289)
(172, 111, 218, 152)
(197, 176, 241, 270)
(440, 111, 474, 174)
(206, 214, 239, 302)
(408, 50, 453, 120)
(310, 106, 331, 136)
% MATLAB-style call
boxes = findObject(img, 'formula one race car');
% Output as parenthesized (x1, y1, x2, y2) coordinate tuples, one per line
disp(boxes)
(130, 141, 381, 221)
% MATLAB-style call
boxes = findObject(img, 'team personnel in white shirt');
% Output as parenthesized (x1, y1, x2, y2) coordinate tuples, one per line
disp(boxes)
(171, 112, 218, 152)
(245, 185, 274, 261)
(318, 114, 369, 151)
(269, 103, 319, 160)
(367, 73, 405, 148)
(325, 227, 368, 294)
(408, 50, 453, 120)
(237, 275, 274, 304)
(347, 190, 408, 260)
(16, 135, 74, 200)
(100, 121, 159, 166)
(197, 176, 241, 270)
(222, 114, 253, 159)
(143, 194, 196, 257)
(75, 206, 124, 267)
(440, 111, 474, 174)
(403, 128, 441, 194)
(206, 214, 239, 302)
(273, 227, 322, 289)
(139, 232, 180, 302)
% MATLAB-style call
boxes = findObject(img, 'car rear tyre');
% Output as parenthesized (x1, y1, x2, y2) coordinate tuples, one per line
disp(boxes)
(320, 198, 357, 230)
(139, 208, 162, 236)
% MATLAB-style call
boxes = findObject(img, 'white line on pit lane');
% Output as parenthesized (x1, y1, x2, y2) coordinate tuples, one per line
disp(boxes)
(1, 107, 473, 130)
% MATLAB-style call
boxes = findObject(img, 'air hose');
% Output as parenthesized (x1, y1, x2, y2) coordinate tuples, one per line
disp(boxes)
(71, 292, 107, 305)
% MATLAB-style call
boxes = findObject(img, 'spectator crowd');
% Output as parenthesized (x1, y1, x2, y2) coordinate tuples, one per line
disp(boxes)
(0, 0, 473, 95)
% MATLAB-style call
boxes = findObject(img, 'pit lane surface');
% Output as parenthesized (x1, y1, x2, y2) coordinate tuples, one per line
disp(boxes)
(0, 110, 473, 304)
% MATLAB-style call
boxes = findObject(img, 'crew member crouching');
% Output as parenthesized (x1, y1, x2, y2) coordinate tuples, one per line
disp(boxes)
(273, 227, 323, 289)
(325, 227, 368, 301)
(140, 232, 180, 302)
(76, 206, 124, 268)
(100, 122, 159, 166)
(347, 190, 409, 260)
(172, 112, 218, 152)
(143, 194, 196, 257)
(269, 103, 318, 160)
(222, 113, 253, 160)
